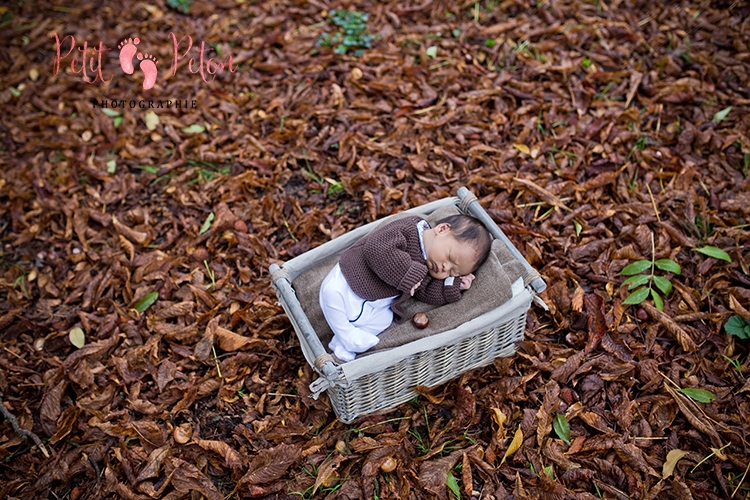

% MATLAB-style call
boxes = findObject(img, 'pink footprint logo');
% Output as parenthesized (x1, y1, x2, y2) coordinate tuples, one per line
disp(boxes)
(117, 38, 140, 75)
(136, 53, 158, 90)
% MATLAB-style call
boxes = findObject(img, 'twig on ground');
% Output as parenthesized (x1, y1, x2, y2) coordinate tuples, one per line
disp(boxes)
(0, 395, 50, 458)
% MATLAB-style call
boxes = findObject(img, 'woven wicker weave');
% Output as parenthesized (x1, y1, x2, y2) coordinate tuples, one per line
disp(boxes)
(270, 187, 546, 423)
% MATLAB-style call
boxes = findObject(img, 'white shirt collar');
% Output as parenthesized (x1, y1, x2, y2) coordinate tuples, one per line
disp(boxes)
(416, 219, 430, 260)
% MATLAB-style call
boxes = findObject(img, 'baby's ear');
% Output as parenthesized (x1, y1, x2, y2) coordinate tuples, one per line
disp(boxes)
(435, 223, 451, 233)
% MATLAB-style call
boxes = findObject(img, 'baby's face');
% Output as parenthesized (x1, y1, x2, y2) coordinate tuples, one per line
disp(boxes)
(424, 224, 478, 279)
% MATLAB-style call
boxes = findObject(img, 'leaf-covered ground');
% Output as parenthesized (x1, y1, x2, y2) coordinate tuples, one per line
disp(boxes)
(1, 0, 750, 498)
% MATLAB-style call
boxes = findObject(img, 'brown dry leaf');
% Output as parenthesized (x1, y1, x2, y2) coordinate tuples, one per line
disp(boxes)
(614, 441, 660, 477)
(584, 293, 606, 354)
(728, 295, 750, 322)
(119, 234, 135, 262)
(551, 350, 586, 384)
(513, 177, 572, 212)
(194, 439, 244, 469)
(40, 379, 66, 433)
(50, 405, 80, 445)
(455, 384, 475, 425)
(418, 448, 464, 498)
(601, 332, 633, 362)
(239, 443, 301, 485)
(194, 317, 218, 363)
(663, 383, 722, 447)
(312, 454, 346, 494)
(156, 359, 177, 392)
(492, 408, 508, 440)
(663, 449, 687, 478)
(112, 216, 148, 245)
(135, 445, 171, 482)
(214, 326, 269, 352)
(641, 302, 697, 352)
(414, 385, 446, 404)
(153, 301, 194, 320)
(462, 452, 473, 499)
(132, 420, 168, 447)
(168, 457, 223, 500)
(571, 284, 585, 313)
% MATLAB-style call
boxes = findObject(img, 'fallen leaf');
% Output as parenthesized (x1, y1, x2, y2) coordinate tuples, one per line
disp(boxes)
(239, 443, 301, 485)
(182, 124, 205, 134)
(145, 111, 160, 131)
(194, 439, 244, 469)
(69, 327, 85, 348)
(492, 408, 507, 439)
(500, 427, 523, 465)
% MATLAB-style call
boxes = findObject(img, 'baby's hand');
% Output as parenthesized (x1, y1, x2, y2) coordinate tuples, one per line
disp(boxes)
(459, 274, 475, 290)
(410, 279, 423, 296)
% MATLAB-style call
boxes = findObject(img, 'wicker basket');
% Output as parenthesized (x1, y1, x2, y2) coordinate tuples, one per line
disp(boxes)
(270, 187, 546, 423)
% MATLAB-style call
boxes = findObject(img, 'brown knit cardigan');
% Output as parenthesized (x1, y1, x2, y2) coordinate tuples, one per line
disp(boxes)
(338, 216, 463, 322)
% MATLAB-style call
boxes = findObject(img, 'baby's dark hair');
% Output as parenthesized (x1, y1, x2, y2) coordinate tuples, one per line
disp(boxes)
(437, 214, 492, 271)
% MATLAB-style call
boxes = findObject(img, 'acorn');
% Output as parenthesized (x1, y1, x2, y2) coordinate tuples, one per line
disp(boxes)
(192, 247, 209, 262)
(380, 457, 397, 472)
(412, 312, 429, 329)
(636, 308, 648, 321)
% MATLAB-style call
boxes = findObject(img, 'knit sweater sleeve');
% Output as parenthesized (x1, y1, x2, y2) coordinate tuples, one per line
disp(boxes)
(413, 276, 463, 305)
(362, 221, 428, 294)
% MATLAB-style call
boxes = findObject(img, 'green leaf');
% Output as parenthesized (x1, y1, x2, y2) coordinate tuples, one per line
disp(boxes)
(101, 108, 121, 118)
(106, 159, 116, 174)
(426, 46, 438, 58)
(712, 106, 732, 123)
(725, 315, 750, 339)
(552, 414, 571, 444)
(9, 87, 22, 97)
(621, 275, 650, 290)
(623, 287, 650, 305)
(69, 327, 86, 348)
(694, 246, 731, 262)
(654, 259, 681, 274)
(134, 292, 159, 313)
(113, 116, 123, 127)
(621, 260, 650, 276)
(446, 471, 460, 499)
(651, 289, 664, 311)
(573, 220, 582, 237)
(543, 465, 554, 480)
(652, 276, 672, 296)
(181, 124, 205, 134)
(678, 388, 715, 403)
(135, 164, 160, 174)
(200, 212, 215, 235)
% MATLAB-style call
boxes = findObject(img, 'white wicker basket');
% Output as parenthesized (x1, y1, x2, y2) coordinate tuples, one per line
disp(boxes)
(270, 187, 546, 423)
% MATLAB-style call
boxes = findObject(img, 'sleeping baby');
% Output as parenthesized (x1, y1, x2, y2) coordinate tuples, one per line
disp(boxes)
(319, 214, 492, 361)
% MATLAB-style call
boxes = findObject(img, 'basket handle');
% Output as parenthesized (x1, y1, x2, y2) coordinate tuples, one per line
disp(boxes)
(457, 187, 547, 295)
(270, 263, 341, 388)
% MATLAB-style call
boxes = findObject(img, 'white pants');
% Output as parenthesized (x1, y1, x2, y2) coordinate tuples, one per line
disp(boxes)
(319, 264, 396, 362)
